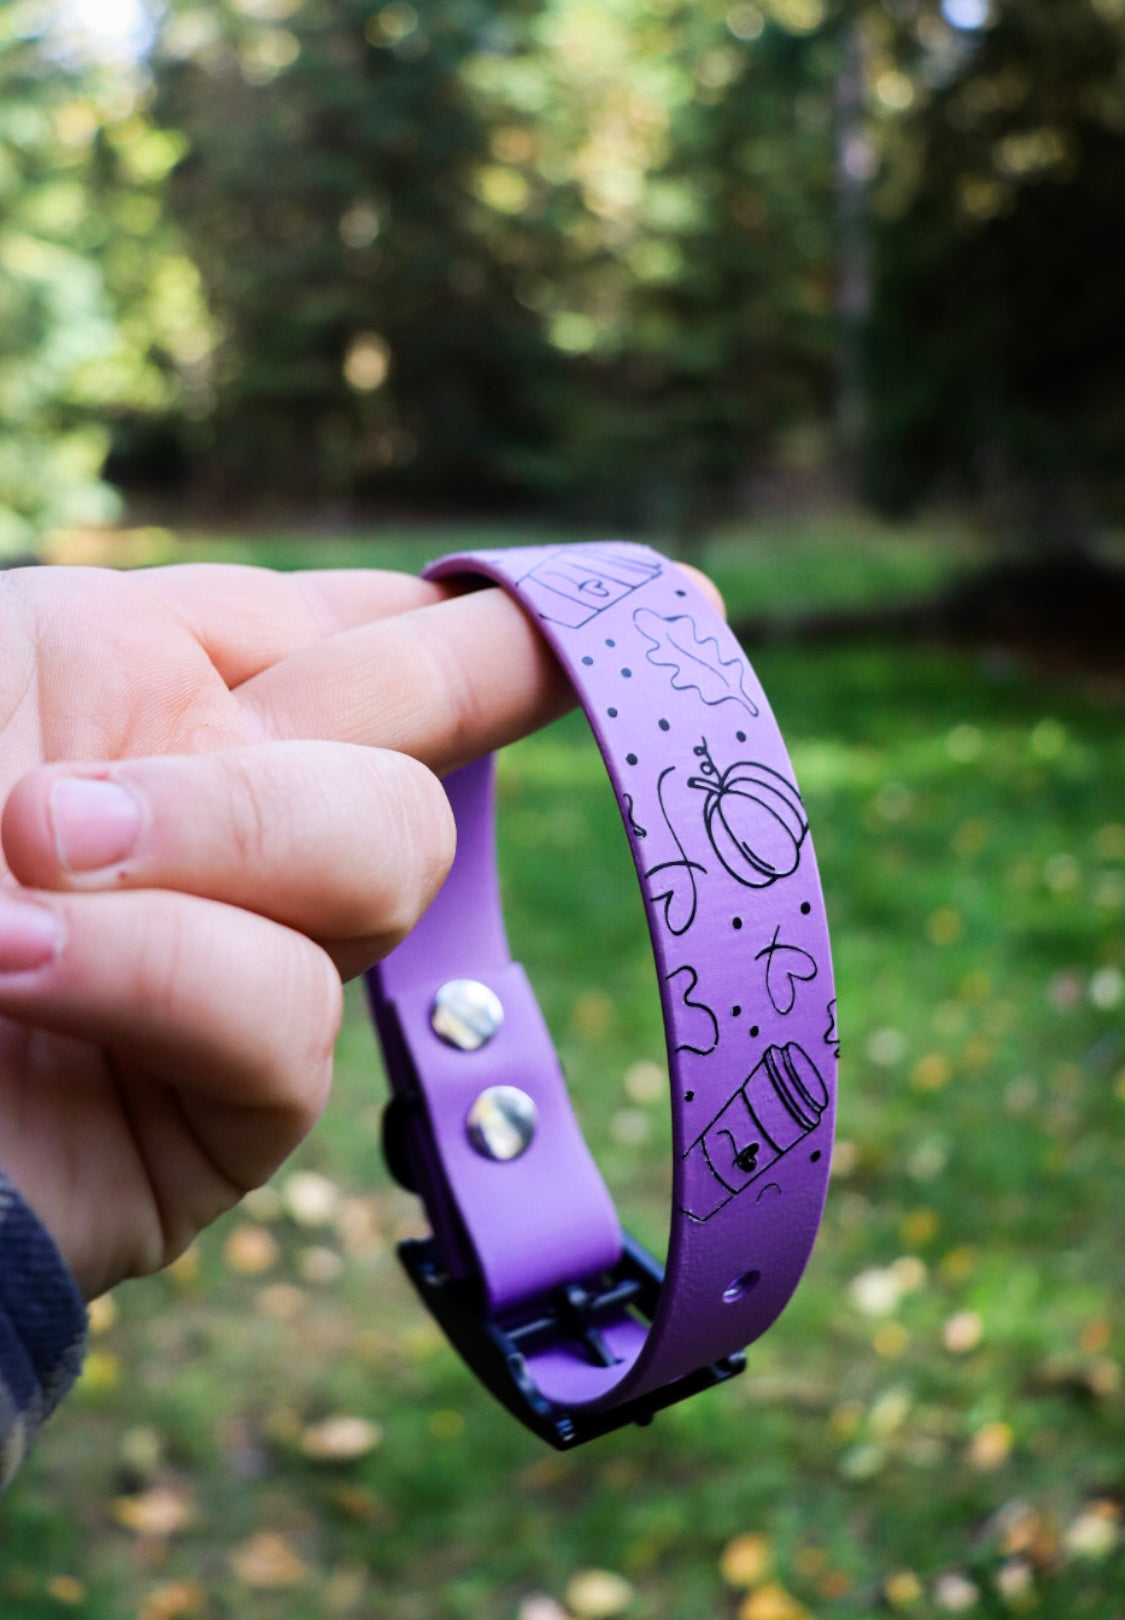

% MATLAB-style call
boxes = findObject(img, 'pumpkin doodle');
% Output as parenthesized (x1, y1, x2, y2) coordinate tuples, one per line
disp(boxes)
(687, 738, 808, 890)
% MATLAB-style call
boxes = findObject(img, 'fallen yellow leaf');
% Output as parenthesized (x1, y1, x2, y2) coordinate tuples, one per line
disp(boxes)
(87, 1294, 118, 1335)
(1080, 1320, 1112, 1355)
(873, 1322, 910, 1358)
(139, 1581, 206, 1620)
(428, 1408, 465, 1440)
(119, 1425, 164, 1478)
(299, 1415, 383, 1462)
(45, 1576, 85, 1606)
(327, 1484, 391, 1527)
(818, 1569, 854, 1599)
(255, 1283, 307, 1321)
(167, 1245, 201, 1286)
(910, 1054, 951, 1092)
(282, 1169, 341, 1227)
(884, 1570, 923, 1609)
(968, 1421, 1013, 1471)
(1065, 1500, 1121, 1559)
(112, 1484, 196, 1539)
(738, 1583, 815, 1620)
(570, 989, 614, 1039)
(943, 1311, 984, 1354)
(78, 1351, 120, 1393)
(223, 1225, 279, 1276)
(229, 1530, 310, 1588)
(720, 1532, 772, 1588)
(565, 1568, 636, 1618)
(297, 1244, 344, 1284)
(927, 906, 963, 947)
(324, 1564, 369, 1610)
(518, 1598, 573, 1620)
(336, 1194, 386, 1259)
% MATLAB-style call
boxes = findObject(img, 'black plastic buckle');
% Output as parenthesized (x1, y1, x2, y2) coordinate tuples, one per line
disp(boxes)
(397, 1229, 746, 1448)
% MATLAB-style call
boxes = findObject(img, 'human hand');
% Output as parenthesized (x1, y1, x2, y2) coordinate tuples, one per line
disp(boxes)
(0, 561, 578, 1298)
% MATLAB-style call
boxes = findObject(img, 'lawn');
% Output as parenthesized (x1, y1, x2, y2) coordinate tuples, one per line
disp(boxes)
(5, 517, 1124, 1620)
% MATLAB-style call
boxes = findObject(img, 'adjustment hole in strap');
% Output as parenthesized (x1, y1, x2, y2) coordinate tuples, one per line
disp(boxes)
(722, 1269, 762, 1305)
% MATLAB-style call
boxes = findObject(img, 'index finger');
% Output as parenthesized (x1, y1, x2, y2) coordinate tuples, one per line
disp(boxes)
(237, 585, 574, 772)
(235, 563, 724, 772)
(143, 562, 448, 686)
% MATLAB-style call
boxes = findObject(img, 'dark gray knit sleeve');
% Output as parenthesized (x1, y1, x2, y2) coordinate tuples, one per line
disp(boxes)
(0, 1169, 87, 1488)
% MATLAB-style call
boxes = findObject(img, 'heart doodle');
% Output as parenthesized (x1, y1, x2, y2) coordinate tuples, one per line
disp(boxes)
(755, 926, 818, 1016)
(643, 766, 707, 937)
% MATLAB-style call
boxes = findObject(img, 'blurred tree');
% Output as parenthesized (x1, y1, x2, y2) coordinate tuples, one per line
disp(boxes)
(150, 0, 560, 507)
(465, 0, 842, 533)
(0, 2, 210, 545)
(146, 0, 850, 524)
(9, 0, 1118, 543)
(865, 0, 1125, 545)
(834, 9, 872, 480)
(0, 7, 121, 548)
(620, 1, 841, 535)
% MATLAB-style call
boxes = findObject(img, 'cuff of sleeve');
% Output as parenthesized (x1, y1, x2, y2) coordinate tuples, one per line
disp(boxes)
(0, 1170, 88, 1489)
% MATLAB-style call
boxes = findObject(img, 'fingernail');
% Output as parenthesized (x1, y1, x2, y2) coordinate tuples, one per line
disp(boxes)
(0, 896, 62, 972)
(50, 777, 143, 873)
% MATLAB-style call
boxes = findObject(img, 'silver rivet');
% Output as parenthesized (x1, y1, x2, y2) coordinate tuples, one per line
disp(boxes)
(466, 1086, 537, 1161)
(430, 978, 503, 1051)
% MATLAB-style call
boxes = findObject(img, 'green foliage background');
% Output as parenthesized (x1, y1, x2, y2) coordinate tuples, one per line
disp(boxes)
(3, 0, 1125, 1613)
(4, 0, 1125, 540)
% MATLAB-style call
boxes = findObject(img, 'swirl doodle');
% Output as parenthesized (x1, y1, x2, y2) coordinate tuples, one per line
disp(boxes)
(688, 738, 807, 890)
(666, 965, 720, 1056)
(825, 998, 840, 1057)
(755, 925, 818, 1016)
(643, 767, 707, 937)
(633, 608, 759, 718)
(622, 793, 647, 840)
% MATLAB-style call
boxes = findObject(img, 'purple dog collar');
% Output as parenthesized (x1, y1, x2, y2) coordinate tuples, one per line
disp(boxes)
(366, 542, 838, 1446)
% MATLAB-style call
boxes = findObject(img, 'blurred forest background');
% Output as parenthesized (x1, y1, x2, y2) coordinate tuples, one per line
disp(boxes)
(5, 4, 1125, 1619)
(3, 0, 1125, 555)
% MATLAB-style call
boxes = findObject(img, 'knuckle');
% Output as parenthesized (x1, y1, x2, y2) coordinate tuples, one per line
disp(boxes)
(242, 934, 342, 1135)
(404, 754, 457, 895)
(131, 898, 192, 1019)
(405, 617, 487, 765)
(370, 753, 455, 948)
(310, 943, 345, 1056)
(219, 752, 276, 872)
(281, 940, 343, 1122)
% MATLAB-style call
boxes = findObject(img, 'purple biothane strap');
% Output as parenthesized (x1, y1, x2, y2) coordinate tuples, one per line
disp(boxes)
(367, 541, 837, 1418)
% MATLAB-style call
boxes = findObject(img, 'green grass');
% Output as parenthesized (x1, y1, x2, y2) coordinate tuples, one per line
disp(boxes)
(5, 515, 1124, 1620)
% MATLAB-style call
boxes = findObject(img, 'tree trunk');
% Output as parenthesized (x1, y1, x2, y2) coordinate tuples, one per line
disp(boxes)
(833, 17, 872, 489)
